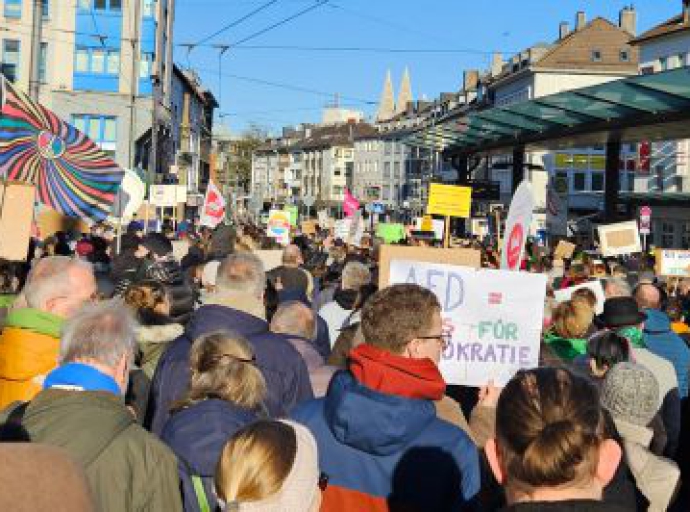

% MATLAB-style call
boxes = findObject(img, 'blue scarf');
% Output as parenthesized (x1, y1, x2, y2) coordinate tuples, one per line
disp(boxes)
(43, 363, 121, 396)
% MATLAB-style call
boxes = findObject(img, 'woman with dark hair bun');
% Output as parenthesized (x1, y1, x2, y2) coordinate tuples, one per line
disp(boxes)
(485, 367, 626, 511)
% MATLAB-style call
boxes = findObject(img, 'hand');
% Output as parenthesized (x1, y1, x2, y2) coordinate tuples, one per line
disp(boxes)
(477, 380, 502, 408)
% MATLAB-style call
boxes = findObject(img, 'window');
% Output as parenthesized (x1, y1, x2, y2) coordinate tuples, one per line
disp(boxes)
(383, 162, 390, 179)
(619, 49, 629, 62)
(139, 52, 153, 78)
(94, 0, 106, 8)
(143, 0, 155, 16)
(77, 0, 90, 9)
(659, 57, 668, 71)
(591, 172, 604, 191)
(72, 115, 117, 147)
(4, 0, 21, 18)
(384, 142, 391, 155)
(38, 42, 47, 82)
(2, 40, 20, 82)
(393, 162, 400, 178)
(573, 172, 586, 191)
(74, 47, 120, 75)
(661, 222, 675, 248)
(591, 49, 602, 62)
(41, 0, 49, 17)
(677, 54, 686, 69)
(92, 0, 121, 11)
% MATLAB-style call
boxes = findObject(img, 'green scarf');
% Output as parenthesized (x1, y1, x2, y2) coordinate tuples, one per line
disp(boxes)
(616, 326, 645, 348)
(543, 331, 588, 362)
(4, 308, 64, 339)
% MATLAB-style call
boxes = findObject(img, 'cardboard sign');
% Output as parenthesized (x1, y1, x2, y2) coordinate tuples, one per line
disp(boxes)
(334, 219, 351, 241)
(501, 181, 535, 271)
(37, 208, 89, 239)
(597, 221, 641, 257)
(553, 280, 606, 315)
(149, 185, 178, 207)
(301, 220, 317, 235)
(553, 240, 576, 261)
(0, 182, 36, 261)
(379, 245, 481, 288)
(414, 217, 444, 241)
(255, 249, 283, 271)
(427, 184, 472, 218)
(655, 249, 690, 277)
(389, 260, 546, 386)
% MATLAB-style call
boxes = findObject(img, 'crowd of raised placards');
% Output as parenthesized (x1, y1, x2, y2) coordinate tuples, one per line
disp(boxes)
(0, 220, 689, 512)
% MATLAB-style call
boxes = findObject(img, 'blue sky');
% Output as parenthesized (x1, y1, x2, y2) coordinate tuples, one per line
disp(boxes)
(173, 0, 680, 135)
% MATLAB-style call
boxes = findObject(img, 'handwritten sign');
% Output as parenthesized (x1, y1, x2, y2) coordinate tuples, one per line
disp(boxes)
(379, 245, 481, 288)
(656, 249, 690, 277)
(389, 260, 546, 386)
(427, 184, 472, 218)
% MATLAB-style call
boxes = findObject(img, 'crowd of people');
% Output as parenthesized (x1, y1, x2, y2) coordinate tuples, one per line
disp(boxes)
(0, 218, 689, 512)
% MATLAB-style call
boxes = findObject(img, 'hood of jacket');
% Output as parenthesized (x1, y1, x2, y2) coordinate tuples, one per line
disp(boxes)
(643, 309, 673, 335)
(185, 304, 269, 341)
(136, 323, 184, 344)
(161, 399, 258, 477)
(323, 369, 438, 457)
(22, 389, 134, 468)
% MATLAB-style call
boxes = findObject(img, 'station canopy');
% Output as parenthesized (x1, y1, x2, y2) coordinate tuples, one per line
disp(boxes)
(406, 68, 690, 155)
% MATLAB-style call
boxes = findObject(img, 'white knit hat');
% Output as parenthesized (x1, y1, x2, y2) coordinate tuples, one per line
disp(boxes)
(222, 420, 320, 512)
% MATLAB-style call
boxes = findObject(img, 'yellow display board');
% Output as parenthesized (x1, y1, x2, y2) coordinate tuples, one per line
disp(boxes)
(427, 184, 472, 218)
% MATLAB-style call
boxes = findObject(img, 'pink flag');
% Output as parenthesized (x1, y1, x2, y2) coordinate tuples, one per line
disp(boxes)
(343, 189, 360, 217)
(199, 180, 226, 228)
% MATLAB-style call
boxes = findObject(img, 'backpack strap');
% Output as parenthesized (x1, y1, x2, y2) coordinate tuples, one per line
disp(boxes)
(5, 401, 29, 426)
(191, 475, 211, 512)
(0, 401, 30, 442)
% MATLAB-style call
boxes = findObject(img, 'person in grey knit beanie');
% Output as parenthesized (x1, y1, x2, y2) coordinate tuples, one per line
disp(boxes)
(601, 362, 659, 426)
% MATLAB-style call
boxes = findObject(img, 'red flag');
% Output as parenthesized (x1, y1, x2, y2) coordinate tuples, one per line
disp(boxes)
(343, 189, 360, 217)
(200, 180, 226, 228)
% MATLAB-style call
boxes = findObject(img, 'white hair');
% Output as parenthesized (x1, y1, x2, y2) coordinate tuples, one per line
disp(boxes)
(341, 262, 371, 291)
(270, 301, 316, 341)
(216, 252, 266, 297)
(604, 277, 632, 298)
(24, 257, 93, 310)
(59, 299, 136, 367)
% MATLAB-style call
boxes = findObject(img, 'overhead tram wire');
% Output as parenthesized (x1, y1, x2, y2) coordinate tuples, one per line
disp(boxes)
(192, 0, 280, 48)
(178, 44, 512, 55)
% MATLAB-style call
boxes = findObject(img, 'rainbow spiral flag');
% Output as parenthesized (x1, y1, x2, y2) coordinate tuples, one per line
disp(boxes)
(0, 77, 124, 221)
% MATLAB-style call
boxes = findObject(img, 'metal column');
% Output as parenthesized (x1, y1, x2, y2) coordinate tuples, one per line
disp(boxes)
(604, 141, 621, 222)
(512, 147, 525, 193)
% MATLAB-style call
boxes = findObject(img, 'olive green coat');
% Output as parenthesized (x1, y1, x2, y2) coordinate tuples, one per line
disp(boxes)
(19, 389, 182, 512)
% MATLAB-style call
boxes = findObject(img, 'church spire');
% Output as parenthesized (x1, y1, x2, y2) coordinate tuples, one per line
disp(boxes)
(395, 67, 412, 115)
(376, 70, 395, 122)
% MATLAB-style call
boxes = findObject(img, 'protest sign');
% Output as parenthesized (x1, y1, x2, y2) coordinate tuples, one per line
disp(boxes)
(301, 220, 317, 235)
(427, 184, 472, 218)
(149, 185, 178, 207)
(317, 210, 329, 227)
(597, 220, 641, 257)
(655, 249, 690, 277)
(378, 245, 481, 288)
(376, 223, 406, 244)
(389, 260, 546, 386)
(553, 280, 606, 314)
(545, 185, 568, 237)
(267, 210, 291, 246)
(553, 240, 576, 261)
(255, 249, 283, 271)
(37, 208, 89, 239)
(0, 182, 35, 261)
(501, 181, 535, 271)
(334, 219, 351, 241)
(284, 205, 298, 226)
(171, 240, 189, 263)
(415, 217, 444, 240)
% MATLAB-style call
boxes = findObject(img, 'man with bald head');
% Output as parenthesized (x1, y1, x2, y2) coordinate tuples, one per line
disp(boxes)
(268, 244, 314, 297)
(635, 283, 690, 399)
(271, 301, 336, 397)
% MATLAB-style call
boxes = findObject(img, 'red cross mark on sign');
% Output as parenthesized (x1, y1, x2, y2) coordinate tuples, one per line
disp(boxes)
(506, 223, 524, 270)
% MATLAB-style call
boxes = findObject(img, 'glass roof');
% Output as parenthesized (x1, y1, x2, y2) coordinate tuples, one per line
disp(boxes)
(406, 68, 690, 152)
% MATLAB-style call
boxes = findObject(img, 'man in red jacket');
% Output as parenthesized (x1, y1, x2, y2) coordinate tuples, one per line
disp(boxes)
(292, 283, 480, 512)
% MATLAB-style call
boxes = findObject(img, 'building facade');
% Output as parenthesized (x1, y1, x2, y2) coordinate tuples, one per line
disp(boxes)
(0, 0, 175, 174)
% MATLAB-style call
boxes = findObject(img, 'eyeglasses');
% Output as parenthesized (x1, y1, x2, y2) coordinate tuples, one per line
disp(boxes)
(318, 472, 329, 491)
(416, 333, 452, 350)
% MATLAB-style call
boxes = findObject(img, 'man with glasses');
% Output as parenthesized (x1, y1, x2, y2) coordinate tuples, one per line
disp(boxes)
(292, 283, 480, 512)
(0, 256, 97, 408)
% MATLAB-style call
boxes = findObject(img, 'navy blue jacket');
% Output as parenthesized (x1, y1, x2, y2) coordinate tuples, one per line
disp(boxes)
(147, 305, 314, 435)
(291, 371, 480, 511)
(644, 308, 690, 398)
(161, 399, 258, 512)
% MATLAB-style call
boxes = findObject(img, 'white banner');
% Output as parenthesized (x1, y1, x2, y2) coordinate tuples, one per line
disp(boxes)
(553, 280, 606, 315)
(501, 180, 535, 271)
(149, 184, 178, 207)
(389, 260, 546, 386)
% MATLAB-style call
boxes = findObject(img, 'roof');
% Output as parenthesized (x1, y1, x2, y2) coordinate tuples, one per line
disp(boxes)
(405, 68, 690, 155)
(631, 13, 690, 45)
(619, 191, 690, 207)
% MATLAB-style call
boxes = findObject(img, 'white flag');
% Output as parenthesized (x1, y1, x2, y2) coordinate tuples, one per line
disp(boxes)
(199, 180, 226, 228)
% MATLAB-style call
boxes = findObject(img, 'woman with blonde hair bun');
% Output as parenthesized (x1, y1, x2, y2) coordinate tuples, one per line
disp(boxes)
(215, 419, 323, 512)
(161, 330, 267, 512)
